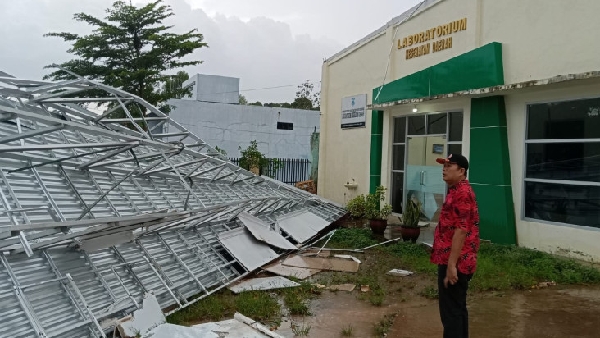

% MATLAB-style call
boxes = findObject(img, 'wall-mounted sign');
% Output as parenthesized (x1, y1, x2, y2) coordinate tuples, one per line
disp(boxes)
(341, 94, 366, 129)
(397, 18, 467, 60)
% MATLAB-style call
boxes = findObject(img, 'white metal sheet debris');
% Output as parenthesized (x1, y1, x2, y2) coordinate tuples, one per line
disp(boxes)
(282, 255, 360, 273)
(238, 212, 297, 250)
(387, 269, 414, 277)
(116, 293, 166, 338)
(276, 210, 330, 243)
(263, 261, 321, 280)
(300, 248, 331, 257)
(229, 276, 300, 294)
(218, 227, 280, 271)
(147, 313, 284, 338)
(333, 254, 362, 264)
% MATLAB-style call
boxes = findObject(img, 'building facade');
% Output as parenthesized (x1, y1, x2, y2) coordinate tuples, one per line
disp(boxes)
(169, 99, 320, 160)
(170, 74, 320, 160)
(318, 0, 600, 261)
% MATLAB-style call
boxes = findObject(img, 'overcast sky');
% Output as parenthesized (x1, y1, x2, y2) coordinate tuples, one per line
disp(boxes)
(0, 0, 420, 102)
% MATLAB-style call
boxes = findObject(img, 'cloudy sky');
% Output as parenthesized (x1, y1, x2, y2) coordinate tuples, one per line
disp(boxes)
(0, 0, 420, 102)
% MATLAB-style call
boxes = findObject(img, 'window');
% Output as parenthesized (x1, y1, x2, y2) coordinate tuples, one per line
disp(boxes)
(277, 122, 293, 130)
(524, 98, 600, 228)
(392, 117, 406, 213)
(447, 112, 463, 155)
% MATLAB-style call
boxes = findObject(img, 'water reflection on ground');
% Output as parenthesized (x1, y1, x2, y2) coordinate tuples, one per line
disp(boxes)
(276, 286, 600, 337)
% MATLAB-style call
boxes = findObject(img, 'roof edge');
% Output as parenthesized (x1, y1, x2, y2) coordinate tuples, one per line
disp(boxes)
(324, 0, 445, 65)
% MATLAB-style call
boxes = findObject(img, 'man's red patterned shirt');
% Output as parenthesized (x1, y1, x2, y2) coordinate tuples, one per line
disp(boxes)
(431, 180, 480, 274)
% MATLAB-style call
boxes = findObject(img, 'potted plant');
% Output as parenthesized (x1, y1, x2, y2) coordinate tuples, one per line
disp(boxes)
(364, 186, 393, 235)
(399, 197, 423, 243)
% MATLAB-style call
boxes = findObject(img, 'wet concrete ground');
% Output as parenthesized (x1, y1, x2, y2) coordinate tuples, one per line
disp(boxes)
(276, 286, 600, 337)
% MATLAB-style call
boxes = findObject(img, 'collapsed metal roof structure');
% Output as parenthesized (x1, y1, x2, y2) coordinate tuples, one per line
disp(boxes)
(0, 72, 345, 337)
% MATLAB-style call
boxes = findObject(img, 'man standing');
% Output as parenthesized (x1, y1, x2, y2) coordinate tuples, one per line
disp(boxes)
(431, 153, 480, 338)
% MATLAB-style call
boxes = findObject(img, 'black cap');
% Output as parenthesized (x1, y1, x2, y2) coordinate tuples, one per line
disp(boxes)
(436, 153, 469, 170)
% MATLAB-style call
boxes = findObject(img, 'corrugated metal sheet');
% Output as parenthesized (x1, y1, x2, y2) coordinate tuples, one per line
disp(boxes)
(0, 75, 346, 337)
(238, 212, 297, 250)
(218, 227, 279, 272)
(276, 210, 331, 243)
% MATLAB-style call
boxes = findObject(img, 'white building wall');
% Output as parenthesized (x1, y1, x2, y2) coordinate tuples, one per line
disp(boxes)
(320, 0, 600, 204)
(318, 0, 600, 260)
(168, 99, 319, 159)
(183, 74, 240, 104)
(318, 30, 392, 204)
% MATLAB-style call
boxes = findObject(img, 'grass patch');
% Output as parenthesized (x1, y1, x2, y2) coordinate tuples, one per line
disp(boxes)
(167, 290, 235, 325)
(472, 243, 600, 291)
(373, 313, 396, 337)
(166, 290, 280, 326)
(291, 321, 311, 336)
(278, 282, 319, 316)
(326, 228, 600, 293)
(326, 227, 379, 249)
(419, 286, 439, 299)
(384, 241, 437, 274)
(235, 291, 281, 321)
(341, 324, 354, 336)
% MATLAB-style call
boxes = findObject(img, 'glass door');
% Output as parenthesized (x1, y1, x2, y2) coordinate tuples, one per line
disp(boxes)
(405, 136, 446, 222)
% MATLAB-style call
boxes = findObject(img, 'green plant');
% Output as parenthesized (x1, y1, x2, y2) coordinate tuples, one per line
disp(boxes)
(238, 140, 282, 177)
(214, 145, 227, 156)
(373, 314, 396, 337)
(346, 194, 367, 219)
(341, 325, 354, 336)
(400, 198, 422, 227)
(291, 321, 311, 336)
(327, 228, 378, 249)
(419, 286, 439, 299)
(364, 186, 393, 220)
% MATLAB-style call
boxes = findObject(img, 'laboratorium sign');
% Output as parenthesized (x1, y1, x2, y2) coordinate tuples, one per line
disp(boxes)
(397, 18, 467, 60)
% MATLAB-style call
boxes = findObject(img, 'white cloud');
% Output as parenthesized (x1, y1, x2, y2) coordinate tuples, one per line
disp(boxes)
(0, 0, 420, 102)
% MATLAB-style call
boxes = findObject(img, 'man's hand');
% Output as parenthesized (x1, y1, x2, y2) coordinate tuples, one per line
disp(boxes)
(444, 265, 458, 288)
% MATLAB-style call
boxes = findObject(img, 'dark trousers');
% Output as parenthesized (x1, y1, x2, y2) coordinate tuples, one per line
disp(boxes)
(437, 264, 473, 338)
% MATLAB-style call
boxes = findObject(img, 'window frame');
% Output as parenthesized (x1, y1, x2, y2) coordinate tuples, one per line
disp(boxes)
(522, 96, 600, 230)
(391, 110, 463, 215)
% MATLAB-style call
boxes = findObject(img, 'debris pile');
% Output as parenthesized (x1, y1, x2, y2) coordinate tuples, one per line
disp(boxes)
(0, 75, 345, 337)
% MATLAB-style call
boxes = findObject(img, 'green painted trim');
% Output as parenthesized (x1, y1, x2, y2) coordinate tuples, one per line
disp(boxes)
(373, 42, 504, 104)
(469, 96, 517, 245)
(369, 110, 384, 194)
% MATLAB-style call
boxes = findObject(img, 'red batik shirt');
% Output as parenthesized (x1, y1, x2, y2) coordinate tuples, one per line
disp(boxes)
(431, 180, 480, 274)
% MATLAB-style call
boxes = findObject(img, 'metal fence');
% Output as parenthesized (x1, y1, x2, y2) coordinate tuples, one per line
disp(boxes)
(229, 158, 311, 185)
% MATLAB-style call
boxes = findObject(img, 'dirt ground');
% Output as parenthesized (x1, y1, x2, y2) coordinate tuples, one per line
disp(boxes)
(274, 283, 600, 338)
(272, 244, 600, 338)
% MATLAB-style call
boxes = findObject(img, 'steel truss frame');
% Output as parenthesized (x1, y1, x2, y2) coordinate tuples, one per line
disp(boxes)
(0, 74, 345, 337)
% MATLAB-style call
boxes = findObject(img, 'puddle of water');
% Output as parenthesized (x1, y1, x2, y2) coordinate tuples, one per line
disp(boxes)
(275, 286, 600, 338)
(276, 291, 397, 338)
(470, 287, 600, 338)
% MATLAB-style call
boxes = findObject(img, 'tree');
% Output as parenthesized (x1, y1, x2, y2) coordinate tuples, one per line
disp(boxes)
(238, 140, 282, 178)
(249, 101, 263, 107)
(291, 97, 313, 110)
(44, 0, 207, 115)
(239, 94, 248, 105)
(265, 102, 292, 108)
(293, 80, 320, 110)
